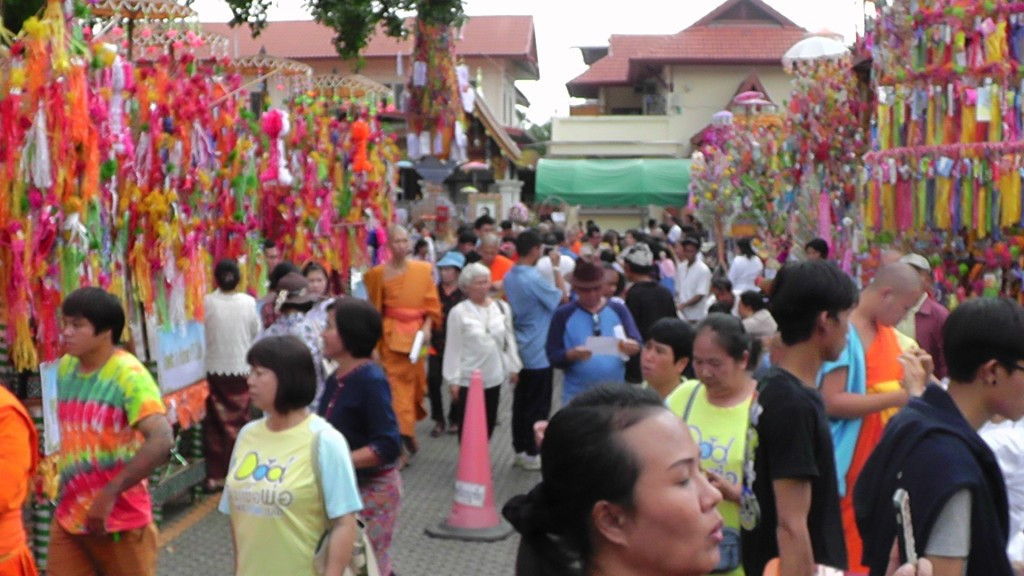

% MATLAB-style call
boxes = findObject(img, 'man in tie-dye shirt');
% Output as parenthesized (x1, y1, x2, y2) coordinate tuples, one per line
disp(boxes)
(48, 288, 173, 576)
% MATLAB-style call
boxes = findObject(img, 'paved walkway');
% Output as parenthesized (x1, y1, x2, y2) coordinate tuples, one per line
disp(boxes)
(158, 381, 556, 576)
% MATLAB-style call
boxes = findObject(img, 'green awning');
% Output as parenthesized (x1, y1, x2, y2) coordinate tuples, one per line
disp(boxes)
(536, 158, 690, 207)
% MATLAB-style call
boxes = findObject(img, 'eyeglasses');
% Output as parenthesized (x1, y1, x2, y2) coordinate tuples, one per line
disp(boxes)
(1000, 360, 1024, 374)
(592, 313, 601, 337)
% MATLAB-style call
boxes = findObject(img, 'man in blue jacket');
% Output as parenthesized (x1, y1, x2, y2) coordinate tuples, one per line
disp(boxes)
(855, 298, 1024, 576)
(545, 259, 641, 406)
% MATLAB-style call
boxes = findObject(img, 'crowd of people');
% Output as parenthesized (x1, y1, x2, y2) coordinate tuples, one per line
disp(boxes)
(4, 211, 1024, 576)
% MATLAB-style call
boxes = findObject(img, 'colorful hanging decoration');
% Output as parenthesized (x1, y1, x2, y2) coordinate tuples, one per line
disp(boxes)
(784, 55, 866, 270)
(0, 0, 399, 374)
(283, 81, 399, 282)
(689, 101, 787, 263)
(865, 0, 1024, 239)
(405, 19, 467, 162)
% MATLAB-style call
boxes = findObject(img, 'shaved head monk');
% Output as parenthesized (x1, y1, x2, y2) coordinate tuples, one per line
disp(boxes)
(364, 224, 442, 460)
(819, 263, 935, 571)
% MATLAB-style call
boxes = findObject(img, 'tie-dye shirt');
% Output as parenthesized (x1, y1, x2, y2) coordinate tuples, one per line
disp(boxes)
(55, 349, 166, 534)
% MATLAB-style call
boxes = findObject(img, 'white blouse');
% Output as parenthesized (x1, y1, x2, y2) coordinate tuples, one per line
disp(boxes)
(728, 254, 764, 293)
(442, 299, 523, 389)
(204, 290, 261, 376)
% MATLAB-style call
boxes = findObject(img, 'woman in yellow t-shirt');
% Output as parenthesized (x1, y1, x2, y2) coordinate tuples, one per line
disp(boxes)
(667, 313, 758, 576)
(220, 335, 363, 576)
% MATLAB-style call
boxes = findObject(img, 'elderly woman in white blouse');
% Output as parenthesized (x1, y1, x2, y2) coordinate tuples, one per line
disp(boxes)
(442, 262, 522, 441)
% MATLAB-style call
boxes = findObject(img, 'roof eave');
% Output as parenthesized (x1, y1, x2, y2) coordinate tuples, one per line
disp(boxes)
(566, 83, 601, 99)
(636, 56, 785, 66)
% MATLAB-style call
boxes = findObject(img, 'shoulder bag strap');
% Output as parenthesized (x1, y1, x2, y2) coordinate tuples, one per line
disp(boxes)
(310, 428, 328, 525)
(683, 382, 703, 422)
(494, 300, 510, 352)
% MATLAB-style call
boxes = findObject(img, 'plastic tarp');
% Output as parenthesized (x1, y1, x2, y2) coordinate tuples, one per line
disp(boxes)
(536, 158, 691, 207)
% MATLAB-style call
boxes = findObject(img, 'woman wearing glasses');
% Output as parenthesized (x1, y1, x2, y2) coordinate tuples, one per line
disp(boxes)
(442, 263, 522, 440)
(546, 260, 642, 406)
(666, 313, 759, 576)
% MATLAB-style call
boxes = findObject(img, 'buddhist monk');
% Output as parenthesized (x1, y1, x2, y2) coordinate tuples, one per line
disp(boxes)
(364, 225, 442, 456)
(0, 385, 39, 576)
(819, 263, 932, 572)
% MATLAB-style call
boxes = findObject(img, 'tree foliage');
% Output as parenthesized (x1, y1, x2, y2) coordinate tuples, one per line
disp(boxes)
(2, 0, 48, 34)
(216, 0, 465, 60)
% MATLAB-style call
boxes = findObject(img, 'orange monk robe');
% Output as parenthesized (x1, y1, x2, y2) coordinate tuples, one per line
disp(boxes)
(840, 325, 915, 574)
(0, 387, 39, 576)
(489, 254, 514, 284)
(364, 260, 442, 437)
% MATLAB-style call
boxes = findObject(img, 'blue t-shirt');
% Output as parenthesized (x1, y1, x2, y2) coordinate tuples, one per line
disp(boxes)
(546, 301, 642, 404)
(503, 265, 563, 370)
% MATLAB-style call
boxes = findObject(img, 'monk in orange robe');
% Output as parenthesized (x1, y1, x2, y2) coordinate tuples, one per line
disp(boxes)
(477, 233, 514, 289)
(0, 386, 39, 576)
(364, 225, 441, 452)
(820, 263, 931, 573)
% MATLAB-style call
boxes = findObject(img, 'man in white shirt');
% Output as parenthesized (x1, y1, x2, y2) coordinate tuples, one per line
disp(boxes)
(666, 215, 683, 245)
(674, 236, 712, 324)
(536, 234, 575, 298)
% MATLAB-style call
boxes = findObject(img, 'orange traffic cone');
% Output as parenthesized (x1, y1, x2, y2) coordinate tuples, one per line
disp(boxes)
(425, 369, 513, 541)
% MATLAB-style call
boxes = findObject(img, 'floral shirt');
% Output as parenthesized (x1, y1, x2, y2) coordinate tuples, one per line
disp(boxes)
(257, 312, 326, 408)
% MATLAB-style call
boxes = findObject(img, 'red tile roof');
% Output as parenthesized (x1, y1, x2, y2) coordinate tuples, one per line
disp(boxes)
(636, 25, 807, 65)
(569, 34, 665, 89)
(203, 15, 537, 76)
(568, 0, 807, 98)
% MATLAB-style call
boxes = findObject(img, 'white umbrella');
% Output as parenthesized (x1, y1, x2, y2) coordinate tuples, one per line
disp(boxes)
(782, 35, 849, 67)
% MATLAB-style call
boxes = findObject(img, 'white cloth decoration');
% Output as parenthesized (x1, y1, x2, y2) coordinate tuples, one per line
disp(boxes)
(413, 61, 427, 87)
(407, 132, 421, 160)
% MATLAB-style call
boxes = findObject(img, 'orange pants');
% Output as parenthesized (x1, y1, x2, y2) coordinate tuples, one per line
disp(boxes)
(47, 520, 157, 576)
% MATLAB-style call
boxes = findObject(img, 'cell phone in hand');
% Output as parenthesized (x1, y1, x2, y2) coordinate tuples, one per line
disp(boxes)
(893, 488, 918, 564)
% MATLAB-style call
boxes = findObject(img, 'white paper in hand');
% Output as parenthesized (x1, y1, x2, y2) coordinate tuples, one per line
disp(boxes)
(586, 336, 622, 357)
(409, 330, 425, 363)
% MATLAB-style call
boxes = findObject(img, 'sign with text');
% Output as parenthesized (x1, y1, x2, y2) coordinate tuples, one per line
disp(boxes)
(157, 322, 206, 394)
(40, 361, 61, 455)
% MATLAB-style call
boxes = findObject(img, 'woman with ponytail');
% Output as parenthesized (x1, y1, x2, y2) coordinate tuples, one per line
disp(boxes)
(504, 385, 724, 576)
(738, 290, 776, 342)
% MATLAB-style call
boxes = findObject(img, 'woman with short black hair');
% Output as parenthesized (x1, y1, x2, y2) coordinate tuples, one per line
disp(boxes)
(202, 259, 261, 492)
(220, 335, 363, 576)
(319, 299, 403, 576)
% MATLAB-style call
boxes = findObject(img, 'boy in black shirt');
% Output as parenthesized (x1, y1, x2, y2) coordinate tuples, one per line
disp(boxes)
(742, 261, 855, 576)
(621, 243, 677, 383)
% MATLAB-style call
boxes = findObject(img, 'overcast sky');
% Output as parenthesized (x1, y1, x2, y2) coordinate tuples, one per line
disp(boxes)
(190, 0, 866, 123)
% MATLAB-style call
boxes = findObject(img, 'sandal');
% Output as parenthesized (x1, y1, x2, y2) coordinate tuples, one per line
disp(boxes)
(429, 423, 445, 438)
